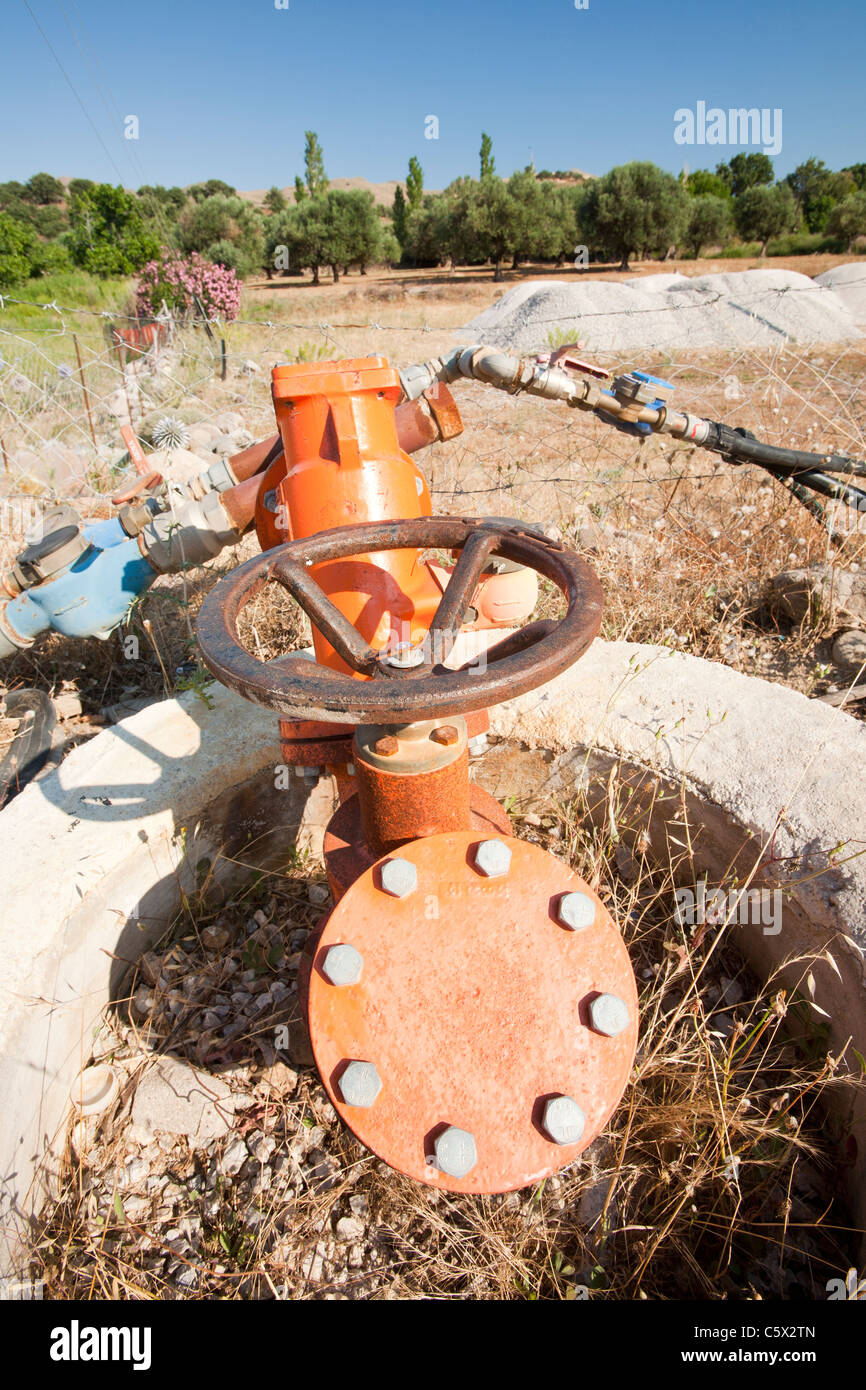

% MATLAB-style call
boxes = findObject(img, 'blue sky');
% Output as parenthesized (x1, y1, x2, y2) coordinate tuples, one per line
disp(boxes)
(2, 0, 864, 190)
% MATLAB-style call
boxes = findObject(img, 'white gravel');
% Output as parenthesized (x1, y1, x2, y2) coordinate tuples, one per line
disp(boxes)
(815, 262, 866, 323)
(458, 269, 863, 354)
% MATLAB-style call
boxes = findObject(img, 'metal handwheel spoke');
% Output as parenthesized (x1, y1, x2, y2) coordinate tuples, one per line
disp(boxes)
(269, 555, 378, 675)
(425, 529, 498, 666)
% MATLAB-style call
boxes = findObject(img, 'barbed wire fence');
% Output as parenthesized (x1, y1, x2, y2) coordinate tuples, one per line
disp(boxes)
(1, 286, 865, 561)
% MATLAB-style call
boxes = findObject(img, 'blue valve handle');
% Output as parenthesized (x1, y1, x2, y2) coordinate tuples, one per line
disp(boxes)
(602, 369, 674, 438)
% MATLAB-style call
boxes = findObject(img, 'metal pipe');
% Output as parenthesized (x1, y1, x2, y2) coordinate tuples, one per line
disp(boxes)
(400, 344, 711, 445)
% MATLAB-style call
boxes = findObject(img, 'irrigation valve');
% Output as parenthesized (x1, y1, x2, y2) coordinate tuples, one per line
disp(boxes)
(196, 358, 640, 1194)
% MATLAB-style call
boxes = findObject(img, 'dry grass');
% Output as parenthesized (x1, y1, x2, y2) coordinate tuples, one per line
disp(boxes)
(28, 777, 861, 1302)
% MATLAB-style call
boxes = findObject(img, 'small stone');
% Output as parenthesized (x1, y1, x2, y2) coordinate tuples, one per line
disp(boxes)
(202, 925, 229, 950)
(832, 629, 866, 668)
(131, 987, 154, 1019)
(336, 1216, 365, 1242)
(53, 691, 83, 720)
(138, 952, 163, 986)
(261, 1062, 299, 1095)
(221, 1137, 249, 1176)
(769, 566, 866, 628)
(248, 1132, 277, 1164)
(308, 883, 331, 906)
(349, 1193, 369, 1219)
(118, 1157, 150, 1189)
(130, 1056, 236, 1144)
(122, 1195, 151, 1221)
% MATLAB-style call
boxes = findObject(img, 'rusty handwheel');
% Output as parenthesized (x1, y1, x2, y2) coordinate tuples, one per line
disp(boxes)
(196, 516, 603, 724)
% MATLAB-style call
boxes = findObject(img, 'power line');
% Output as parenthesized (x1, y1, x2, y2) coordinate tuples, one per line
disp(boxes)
(22, 0, 127, 185)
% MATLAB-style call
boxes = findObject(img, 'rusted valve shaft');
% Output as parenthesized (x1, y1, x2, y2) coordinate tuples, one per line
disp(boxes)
(354, 718, 471, 857)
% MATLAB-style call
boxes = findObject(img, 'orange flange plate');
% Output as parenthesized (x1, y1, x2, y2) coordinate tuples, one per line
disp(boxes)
(307, 831, 638, 1194)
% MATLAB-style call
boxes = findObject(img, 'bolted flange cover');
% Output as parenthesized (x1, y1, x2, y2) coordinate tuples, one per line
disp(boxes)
(307, 831, 638, 1194)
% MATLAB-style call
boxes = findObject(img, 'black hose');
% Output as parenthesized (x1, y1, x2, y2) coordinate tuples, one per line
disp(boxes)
(705, 422, 866, 480)
(0, 688, 56, 808)
(764, 468, 830, 527)
(783, 468, 866, 511)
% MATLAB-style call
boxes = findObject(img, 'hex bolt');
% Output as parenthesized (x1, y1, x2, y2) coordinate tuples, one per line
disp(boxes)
(380, 856, 418, 898)
(472, 838, 512, 878)
(433, 1126, 477, 1179)
(542, 1095, 586, 1146)
(384, 643, 425, 669)
(430, 724, 460, 747)
(338, 1061, 382, 1108)
(589, 993, 631, 1037)
(557, 891, 596, 932)
(322, 943, 364, 987)
(373, 735, 399, 757)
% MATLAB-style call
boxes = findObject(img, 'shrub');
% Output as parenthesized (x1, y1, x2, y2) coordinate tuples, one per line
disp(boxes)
(826, 192, 866, 252)
(25, 172, 64, 205)
(29, 240, 73, 277)
(733, 183, 796, 255)
(765, 231, 842, 256)
(206, 238, 243, 273)
(135, 250, 242, 321)
(685, 195, 732, 258)
(0, 212, 36, 287)
(69, 184, 160, 276)
(177, 194, 264, 276)
(578, 161, 688, 269)
(716, 242, 762, 258)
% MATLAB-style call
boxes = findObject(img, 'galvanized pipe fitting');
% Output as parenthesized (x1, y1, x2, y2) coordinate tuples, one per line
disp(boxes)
(139, 490, 243, 574)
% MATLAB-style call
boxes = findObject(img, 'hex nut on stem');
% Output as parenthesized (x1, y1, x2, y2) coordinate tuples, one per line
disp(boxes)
(380, 857, 418, 898)
(430, 724, 460, 747)
(557, 891, 596, 932)
(373, 736, 399, 757)
(433, 1126, 477, 1178)
(322, 943, 363, 987)
(542, 1095, 586, 1146)
(589, 993, 630, 1037)
(338, 1061, 382, 1108)
(472, 839, 512, 878)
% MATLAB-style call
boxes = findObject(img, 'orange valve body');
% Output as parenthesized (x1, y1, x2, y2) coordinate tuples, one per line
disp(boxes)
(270, 358, 443, 673)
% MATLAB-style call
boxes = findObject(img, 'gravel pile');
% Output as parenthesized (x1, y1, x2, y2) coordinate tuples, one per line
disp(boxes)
(815, 262, 866, 323)
(459, 269, 863, 355)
